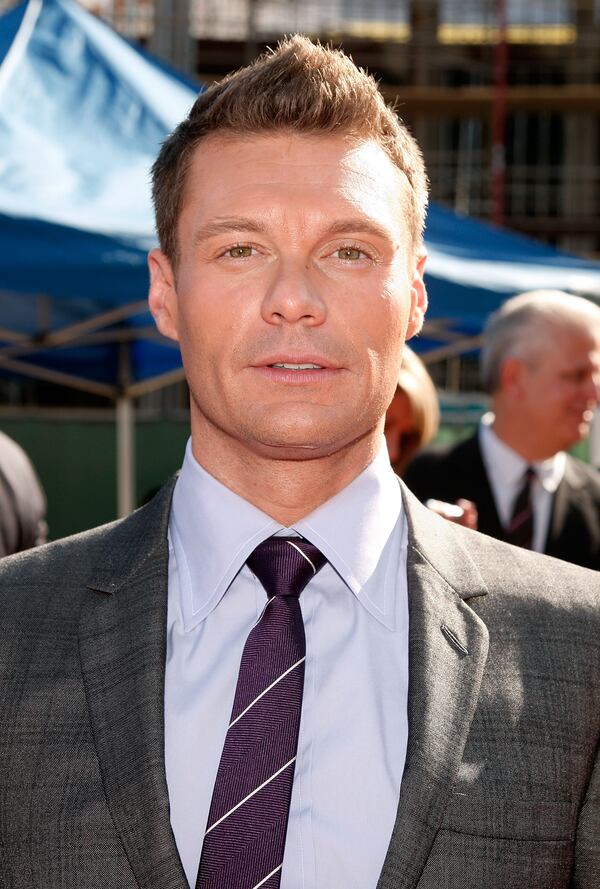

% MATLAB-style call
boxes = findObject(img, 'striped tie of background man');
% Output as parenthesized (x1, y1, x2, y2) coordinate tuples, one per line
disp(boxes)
(505, 466, 535, 549)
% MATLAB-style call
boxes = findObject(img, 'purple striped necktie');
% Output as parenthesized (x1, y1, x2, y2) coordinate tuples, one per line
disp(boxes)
(195, 536, 327, 889)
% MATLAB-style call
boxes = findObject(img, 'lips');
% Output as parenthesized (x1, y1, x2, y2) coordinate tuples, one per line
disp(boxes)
(249, 354, 342, 386)
(271, 362, 323, 370)
(255, 353, 339, 370)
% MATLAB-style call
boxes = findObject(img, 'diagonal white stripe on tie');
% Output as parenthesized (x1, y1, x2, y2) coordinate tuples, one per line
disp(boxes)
(204, 757, 296, 836)
(251, 863, 283, 889)
(286, 539, 317, 573)
(228, 657, 306, 730)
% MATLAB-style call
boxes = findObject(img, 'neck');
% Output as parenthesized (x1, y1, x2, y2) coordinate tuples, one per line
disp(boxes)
(490, 409, 555, 463)
(190, 424, 382, 526)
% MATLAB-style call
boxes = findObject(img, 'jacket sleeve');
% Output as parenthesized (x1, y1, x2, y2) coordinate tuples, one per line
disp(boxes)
(573, 738, 600, 887)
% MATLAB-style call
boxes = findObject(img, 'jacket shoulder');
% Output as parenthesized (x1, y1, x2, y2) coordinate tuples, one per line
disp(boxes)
(404, 482, 600, 617)
(458, 516, 600, 630)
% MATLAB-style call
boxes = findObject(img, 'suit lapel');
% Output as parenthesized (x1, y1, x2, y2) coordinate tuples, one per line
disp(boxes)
(544, 455, 589, 556)
(79, 480, 188, 889)
(378, 485, 489, 889)
(545, 470, 570, 554)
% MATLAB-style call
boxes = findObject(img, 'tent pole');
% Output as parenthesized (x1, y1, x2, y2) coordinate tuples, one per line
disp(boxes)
(116, 343, 136, 518)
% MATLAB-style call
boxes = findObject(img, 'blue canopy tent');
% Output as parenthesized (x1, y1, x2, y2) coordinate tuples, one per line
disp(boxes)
(0, 0, 197, 392)
(2, 0, 600, 512)
(422, 205, 600, 361)
(0, 0, 197, 513)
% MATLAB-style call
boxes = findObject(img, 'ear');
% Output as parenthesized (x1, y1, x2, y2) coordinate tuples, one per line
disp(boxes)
(148, 248, 180, 342)
(406, 252, 428, 340)
(499, 356, 527, 396)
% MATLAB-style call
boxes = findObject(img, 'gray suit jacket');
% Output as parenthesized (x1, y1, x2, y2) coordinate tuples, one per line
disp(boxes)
(0, 478, 598, 888)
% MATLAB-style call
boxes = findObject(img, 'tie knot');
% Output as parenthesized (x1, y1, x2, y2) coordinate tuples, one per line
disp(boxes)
(247, 537, 327, 599)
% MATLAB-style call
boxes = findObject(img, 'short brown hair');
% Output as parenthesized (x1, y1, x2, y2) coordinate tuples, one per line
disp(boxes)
(151, 34, 428, 265)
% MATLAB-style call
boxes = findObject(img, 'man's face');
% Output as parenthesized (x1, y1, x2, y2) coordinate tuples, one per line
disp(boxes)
(149, 132, 427, 463)
(516, 325, 600, 454)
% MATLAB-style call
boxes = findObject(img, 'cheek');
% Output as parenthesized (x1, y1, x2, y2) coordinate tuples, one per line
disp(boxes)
(535, 389, 567, 419)
(176, 282, 238, 347)
(357, 280, 408, 341)
(367, 292, 408, 369)
(174, 301, 218, 376)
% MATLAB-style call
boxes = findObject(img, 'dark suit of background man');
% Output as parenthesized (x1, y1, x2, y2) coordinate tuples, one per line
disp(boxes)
(0, 37, 599, 889)
(405, 290, 600, 570)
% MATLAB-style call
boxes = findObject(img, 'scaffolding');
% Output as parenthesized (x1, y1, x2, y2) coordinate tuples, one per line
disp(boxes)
(70, 0, 600, 259)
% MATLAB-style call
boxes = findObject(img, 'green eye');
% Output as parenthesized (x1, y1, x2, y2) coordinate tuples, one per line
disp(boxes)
(338, 247, 363, 260)
(228, 245, 253, 258)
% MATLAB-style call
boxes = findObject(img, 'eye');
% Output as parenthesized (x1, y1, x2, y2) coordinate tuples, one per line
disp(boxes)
(337, 246, 365, 261)
(225, 244, 254, 259)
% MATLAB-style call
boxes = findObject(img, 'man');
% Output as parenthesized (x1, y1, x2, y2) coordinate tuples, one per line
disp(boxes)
(0, 37, 598, 889)
(405, 290, 600, 569)
(0, 429, 47, 557)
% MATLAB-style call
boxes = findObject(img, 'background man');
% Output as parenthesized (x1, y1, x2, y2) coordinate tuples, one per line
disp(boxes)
(405, 289, 600, 569)
(0, 38, 599, 889)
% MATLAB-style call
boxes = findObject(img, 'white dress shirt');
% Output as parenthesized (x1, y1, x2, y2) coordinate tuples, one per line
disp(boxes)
(479, 414, 566, 553)
(165, 439, 409, 889)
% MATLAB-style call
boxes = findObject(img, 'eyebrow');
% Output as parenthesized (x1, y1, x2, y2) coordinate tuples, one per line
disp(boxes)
(193, 217, 269, 245)
(323, 219, 395, 242)
(193, 216, 395, 245)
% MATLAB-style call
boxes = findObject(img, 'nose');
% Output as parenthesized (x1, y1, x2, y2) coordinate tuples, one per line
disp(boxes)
(260, 259, 326, 327)
(585, 367, 600, 406)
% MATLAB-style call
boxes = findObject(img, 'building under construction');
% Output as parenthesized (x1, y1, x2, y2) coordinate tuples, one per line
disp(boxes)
(75, 0, 600, 260)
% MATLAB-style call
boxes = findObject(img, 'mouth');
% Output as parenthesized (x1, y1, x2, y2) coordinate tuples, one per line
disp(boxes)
(251, 355, 342, 385)
(270, 362, 324, 371)
(254, 353, 339, 371)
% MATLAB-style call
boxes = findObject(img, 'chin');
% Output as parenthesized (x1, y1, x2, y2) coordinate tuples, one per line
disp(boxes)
(247, 421, 370, 461)
(250, 439, 341, 461)
(557, 429, 586, 453)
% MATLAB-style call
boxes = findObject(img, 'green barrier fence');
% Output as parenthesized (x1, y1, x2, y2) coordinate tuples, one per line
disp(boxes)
(0, 414, 591, 542)
(1, 416, 189, 540)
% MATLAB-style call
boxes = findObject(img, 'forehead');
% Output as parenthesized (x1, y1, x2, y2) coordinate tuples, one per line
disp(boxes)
(532, 321, 600, 365)
(178, 131, 412, 240)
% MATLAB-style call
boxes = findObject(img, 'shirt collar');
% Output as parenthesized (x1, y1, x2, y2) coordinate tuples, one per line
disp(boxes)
(169, 438, 403, 631)
(479, 413, 565, 492)
(293, 444, 402, 621)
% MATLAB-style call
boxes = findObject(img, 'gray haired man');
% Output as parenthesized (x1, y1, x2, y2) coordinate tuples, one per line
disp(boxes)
(406, 289, 600, 568)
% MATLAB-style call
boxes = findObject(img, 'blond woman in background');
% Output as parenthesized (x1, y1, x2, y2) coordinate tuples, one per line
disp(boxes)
(384, 345, 439, 476)
(386, 346, 476, 527)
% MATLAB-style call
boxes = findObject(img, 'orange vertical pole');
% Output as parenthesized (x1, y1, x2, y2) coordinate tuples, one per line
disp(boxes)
(491, 0, 508, 226)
